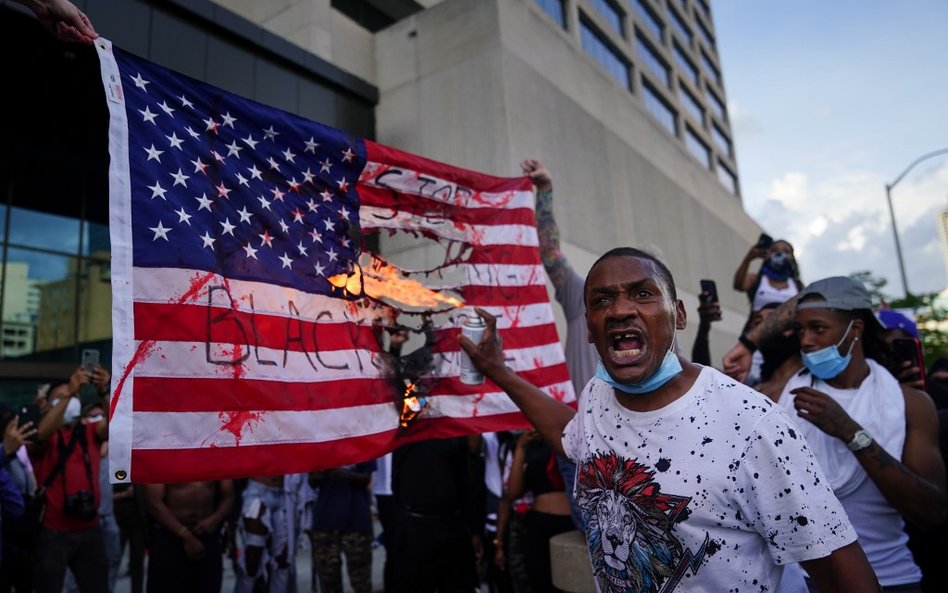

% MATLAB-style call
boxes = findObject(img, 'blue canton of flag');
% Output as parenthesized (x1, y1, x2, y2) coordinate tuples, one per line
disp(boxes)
(119, 46, 363, 294)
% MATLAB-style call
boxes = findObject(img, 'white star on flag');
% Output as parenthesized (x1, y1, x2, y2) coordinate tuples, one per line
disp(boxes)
(149, 221, 170, 241)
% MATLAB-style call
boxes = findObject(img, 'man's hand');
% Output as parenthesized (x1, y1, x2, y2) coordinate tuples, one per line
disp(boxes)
(19, 0, 98, 44)
(67, 366, 91, 395)
(4, 417, 37, 455)
(790, 386, 860, 441)
(192, 515, 222, 536)
(895, 361, 925, 391)
(458, 308, 507, 380)
(182, 532, 206, 561)
(722, 343, 752, 383)
(520, 159, 552, 192)
(92, 365, 111, 396)
(697, 300, 722, 326)
(493, 542, 507, 570)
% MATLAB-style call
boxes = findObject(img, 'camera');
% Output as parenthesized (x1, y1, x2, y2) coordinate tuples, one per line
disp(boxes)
(64, 490, 97, 521)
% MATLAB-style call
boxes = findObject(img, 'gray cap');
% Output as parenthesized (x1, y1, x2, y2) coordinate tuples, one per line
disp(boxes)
(796, 276, 872, 311)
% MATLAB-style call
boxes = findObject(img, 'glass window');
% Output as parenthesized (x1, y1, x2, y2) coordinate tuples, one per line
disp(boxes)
(712, 123, 732, 158)
(82, 220, 110, 257)
(534, 0, 567, 29)
(696, 0, 711, 19)
(718, 162, 738, 195)
(580, 19, 631, 89)
(706, 86, 727, 122)
(591, 0, 624, 36)
(667, 6, 692, 45)
(632, 0, 663, 41)
(7, 207, 81, 254)
(673, 42, 698, 87)
(77, 258, 112, 352)
(0, 205, 6, 242)
(642, 80, 676, 135)
(1, 250, 78, 358)
(636, 33, 669, 87)
(679, 84, 703, 124)
(695, 15, 715, 50)
(685, 127, 711, 169)
(701, 49, 720, 86)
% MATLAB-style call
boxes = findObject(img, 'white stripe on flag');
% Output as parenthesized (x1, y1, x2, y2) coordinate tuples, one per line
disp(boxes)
(360, 206, 539, 247)
(131, 340, 568, 381)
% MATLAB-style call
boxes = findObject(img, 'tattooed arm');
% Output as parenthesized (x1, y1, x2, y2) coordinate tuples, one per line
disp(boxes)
(790, 384, 947, 528)
(521, 159, 573, 293)
(722, 296, 799, 381)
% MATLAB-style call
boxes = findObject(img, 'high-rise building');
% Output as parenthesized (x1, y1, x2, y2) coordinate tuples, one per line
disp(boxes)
(0, 0, 760, 390)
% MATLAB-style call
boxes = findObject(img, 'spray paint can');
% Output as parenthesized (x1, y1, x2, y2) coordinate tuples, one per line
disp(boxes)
(459, 313, 486, 385)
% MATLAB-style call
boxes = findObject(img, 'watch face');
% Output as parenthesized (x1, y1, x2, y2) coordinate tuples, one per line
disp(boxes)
(850, 430, 872, 451)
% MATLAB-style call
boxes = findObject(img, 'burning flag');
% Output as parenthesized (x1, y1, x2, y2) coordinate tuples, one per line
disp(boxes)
(96, 39, 574, 484)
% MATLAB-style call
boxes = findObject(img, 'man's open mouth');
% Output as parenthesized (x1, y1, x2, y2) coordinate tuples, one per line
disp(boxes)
(608, 330, 644, 362)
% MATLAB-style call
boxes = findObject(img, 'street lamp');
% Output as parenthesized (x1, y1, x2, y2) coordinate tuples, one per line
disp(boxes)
(885, 147, 948, 299)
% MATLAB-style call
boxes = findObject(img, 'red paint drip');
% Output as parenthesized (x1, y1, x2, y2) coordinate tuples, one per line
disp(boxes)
(218, 410, 263, 446)
(109, 271, 216, 420)
(471, 392, 486, 418)
(549, 386, 566, 402)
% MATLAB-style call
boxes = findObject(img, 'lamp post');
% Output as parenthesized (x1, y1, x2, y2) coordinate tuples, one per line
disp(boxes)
(885, 147, 948, 299)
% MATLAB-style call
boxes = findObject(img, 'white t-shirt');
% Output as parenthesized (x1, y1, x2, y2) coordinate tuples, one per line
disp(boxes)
(562, 366, 856, 593)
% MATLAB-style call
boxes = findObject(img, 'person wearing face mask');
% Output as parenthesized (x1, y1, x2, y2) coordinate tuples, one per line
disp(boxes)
(460, 248, 880, 593)
(29, 365, 111, 593)
(733, 239, 804, 386)
(777, 277, 946, 592)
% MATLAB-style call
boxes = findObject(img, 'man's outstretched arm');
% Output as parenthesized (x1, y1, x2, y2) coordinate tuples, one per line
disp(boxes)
(459, 307, 576, 456)
(522, 159, 572, 290)
(800, 541, 881, 592)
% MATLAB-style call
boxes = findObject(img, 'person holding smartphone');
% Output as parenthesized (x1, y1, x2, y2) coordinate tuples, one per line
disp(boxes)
(732, 236, 804, 385)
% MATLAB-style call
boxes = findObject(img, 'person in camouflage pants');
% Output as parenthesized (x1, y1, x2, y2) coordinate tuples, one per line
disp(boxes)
(309, 462, 376, 593)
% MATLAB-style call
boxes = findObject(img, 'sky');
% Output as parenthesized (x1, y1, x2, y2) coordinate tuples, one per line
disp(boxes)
(713, 0, 948, 299)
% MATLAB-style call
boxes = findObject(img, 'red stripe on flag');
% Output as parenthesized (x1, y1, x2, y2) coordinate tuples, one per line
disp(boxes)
(364, 141, 533, 194)
(132, 376, 401, 412)
(131, 363, 570, 412)
(134, 303, 384, 353)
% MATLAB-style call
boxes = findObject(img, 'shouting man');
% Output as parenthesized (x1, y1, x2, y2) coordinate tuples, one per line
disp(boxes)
(460, 247, 879, 592)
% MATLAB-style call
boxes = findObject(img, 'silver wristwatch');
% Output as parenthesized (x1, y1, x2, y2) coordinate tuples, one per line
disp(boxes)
(846, 429, 873, 452)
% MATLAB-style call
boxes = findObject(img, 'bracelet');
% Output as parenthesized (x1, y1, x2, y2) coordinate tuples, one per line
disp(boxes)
(177, 525, 189, 538)
(738, 334, 757, 353)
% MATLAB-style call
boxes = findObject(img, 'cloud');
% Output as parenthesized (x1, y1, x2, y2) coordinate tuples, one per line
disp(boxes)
(768, 171, 809, 211)
(748, 162, 948, 296)
(728, 100, 764, 136)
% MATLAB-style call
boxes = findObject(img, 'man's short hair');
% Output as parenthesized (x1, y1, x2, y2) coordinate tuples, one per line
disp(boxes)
(584, 246, 678, 302)
(46, 379, 70, 401)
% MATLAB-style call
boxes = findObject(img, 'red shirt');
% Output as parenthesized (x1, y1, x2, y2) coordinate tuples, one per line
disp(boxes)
(31, 424, 103, 531)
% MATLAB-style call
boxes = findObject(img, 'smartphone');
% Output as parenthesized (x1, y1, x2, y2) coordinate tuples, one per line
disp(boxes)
(892, 337, 926, 390)
(18, 404, 41, 436)
(81, 348, 100, 374)
(699, 279, 719, 304)
(757, 233, 774, 249)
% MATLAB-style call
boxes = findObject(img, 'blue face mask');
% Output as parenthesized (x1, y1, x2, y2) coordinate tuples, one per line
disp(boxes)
(801, 320, 856, 380)
(596, 349, 683, 395)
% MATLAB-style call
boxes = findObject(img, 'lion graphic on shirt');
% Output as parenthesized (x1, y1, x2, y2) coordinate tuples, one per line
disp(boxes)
(577, 453, 707, 593)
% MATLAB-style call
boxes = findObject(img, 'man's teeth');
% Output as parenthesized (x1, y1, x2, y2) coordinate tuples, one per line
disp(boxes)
(614, 348, 641, 359)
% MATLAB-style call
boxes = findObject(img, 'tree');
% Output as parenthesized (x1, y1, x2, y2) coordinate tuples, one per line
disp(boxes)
(849, 270, 889, 307)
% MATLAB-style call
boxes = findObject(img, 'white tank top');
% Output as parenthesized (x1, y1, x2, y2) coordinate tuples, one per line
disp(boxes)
(752, 274, 798, 311)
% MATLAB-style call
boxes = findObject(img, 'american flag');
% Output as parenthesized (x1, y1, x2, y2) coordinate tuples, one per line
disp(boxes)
(96, 39, 574, 484)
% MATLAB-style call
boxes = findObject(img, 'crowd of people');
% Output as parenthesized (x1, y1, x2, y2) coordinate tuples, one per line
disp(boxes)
(3, 2, 948, 592)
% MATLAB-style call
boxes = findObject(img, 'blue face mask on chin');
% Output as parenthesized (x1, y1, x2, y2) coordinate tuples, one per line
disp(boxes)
(801, 320, 856, 380)
(596, 349, 683, 395)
